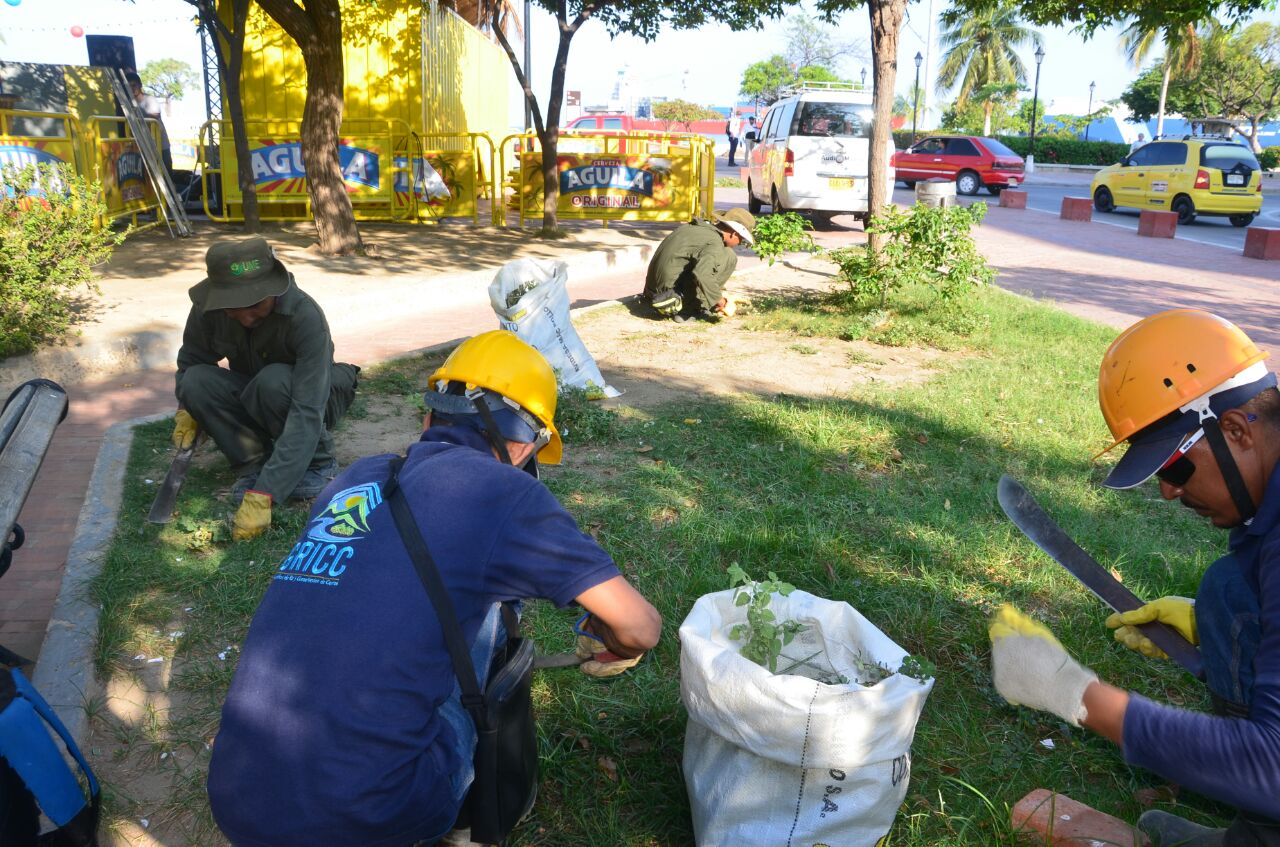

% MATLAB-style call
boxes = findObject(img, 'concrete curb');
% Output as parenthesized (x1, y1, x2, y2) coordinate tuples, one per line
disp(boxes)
(31, 411, 168, 742)
(0, 240, 660, 390)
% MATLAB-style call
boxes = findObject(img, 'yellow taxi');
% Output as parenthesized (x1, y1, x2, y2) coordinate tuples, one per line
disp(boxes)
(1091, 138, 1263, 226)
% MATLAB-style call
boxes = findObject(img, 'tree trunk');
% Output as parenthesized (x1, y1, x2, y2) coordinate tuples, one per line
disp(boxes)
(537, 10, 581, 237)
(257, 0, 362, 256)
(1156, 62, 1170, 138)
(982, 101, 993, 136)
(866, 0, 907, 253)
(195, 0, 259, 231)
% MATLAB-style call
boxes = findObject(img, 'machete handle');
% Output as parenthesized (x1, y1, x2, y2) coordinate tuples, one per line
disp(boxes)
(1135, 620, 1203, 677)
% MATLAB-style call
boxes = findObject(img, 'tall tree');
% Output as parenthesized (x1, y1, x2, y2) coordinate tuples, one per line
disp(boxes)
(1182, 21, 1280, 151)
(488, 0, 786, 236)
(740, 55, 797, 107)
(651, 99, 720, 132)
(184, 0, 259, 233)
(936, 4, 1042, 136)
(1120, 17, 1204, 137)
(784, 12, 867, 71)
(255, 0, 362, 255)
(140, 58, 199, 107)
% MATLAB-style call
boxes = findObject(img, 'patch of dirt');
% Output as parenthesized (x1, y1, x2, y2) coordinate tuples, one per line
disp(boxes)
(333, 394, 424, 465)
(575, 258, 942, 410)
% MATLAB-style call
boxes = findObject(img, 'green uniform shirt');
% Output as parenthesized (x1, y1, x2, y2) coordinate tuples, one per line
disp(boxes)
(643, 219, 738, 313)
(176, 277, 337, 501)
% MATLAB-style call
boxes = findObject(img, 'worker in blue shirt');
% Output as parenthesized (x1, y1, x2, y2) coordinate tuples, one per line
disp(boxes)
(206, 331, 662, 846)
(988, 310, 1280, 845)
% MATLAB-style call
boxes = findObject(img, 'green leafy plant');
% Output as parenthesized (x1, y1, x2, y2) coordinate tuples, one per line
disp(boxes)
(727, 563, 805, 672)
(828, 202, 993, 309)
(556, 384, 619, 443)
(0, 163, 123, 359)
(1260, 147, 1280, 171)
(751, 211, 818, 266)
(897, 654, 936, 684)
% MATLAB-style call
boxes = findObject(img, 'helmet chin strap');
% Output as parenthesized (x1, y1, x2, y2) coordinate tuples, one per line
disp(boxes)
(1193, 403, 1257, 524)
(470, 394, 514, 465)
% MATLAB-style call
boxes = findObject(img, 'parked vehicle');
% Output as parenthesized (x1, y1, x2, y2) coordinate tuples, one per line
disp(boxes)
(745, 82, 892, 228)
(891, 135, 1025, 196)
(1091, 138, 1264, 226)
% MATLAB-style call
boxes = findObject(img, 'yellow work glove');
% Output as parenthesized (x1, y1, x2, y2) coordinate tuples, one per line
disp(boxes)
(1106, 596, 1197, 660)
(172, 409, 198, 450)
(231, 491, 272, 542)
(574, 613, 644, 678)
(989, 605, 1097, 727)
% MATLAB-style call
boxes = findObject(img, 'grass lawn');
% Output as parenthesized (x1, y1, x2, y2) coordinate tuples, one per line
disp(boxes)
(88, 281, 1230, 845)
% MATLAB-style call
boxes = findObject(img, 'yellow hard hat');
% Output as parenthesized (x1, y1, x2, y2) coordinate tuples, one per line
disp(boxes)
(426, 330, 562, 464)
(1097, 309, 1272, 489)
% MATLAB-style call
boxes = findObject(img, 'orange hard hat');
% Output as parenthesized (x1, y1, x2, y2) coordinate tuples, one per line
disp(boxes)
(1097, 309, 1269, 458)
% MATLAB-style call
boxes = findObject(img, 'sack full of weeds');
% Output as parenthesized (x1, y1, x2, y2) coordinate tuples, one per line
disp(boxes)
(488, 258, 619, 398)
(679, 588, 934, 846)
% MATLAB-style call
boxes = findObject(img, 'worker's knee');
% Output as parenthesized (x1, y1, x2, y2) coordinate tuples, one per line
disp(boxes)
(241, 363, 294, 413)
(177, 364, 240, 410)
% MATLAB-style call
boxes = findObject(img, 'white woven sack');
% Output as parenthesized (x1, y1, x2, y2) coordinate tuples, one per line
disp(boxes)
(679, 588, 933, 847)
(488, 258, 619, 398)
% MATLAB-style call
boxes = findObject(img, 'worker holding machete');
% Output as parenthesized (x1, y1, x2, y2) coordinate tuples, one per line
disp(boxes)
(990, 310, 1280, 845)
(173, 237, 360, 541)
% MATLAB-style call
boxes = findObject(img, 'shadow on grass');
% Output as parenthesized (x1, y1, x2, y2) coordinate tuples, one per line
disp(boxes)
(87, 287, 1234, 845)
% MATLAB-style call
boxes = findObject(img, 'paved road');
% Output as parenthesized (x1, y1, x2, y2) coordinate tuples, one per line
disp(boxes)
(890, 182, 1280, 252)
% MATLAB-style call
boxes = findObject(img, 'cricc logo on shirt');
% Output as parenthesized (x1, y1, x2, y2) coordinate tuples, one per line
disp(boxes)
(275, 482, 383, 587)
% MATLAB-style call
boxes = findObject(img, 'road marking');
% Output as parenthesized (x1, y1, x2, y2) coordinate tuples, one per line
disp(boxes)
(1021, 204, 1243, 251)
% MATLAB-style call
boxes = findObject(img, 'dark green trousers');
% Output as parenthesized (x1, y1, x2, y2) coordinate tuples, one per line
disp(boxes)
(176, 362, 358, 475)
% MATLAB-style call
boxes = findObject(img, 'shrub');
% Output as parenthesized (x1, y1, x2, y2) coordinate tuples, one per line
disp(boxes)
(555, 384, 619, 443)
(0, 163, 122, 358)
(752, 211, 818, 266)
(1260, 147, 1280, 171)
(828, 202, 993, 308)
(994, 135, 1128, 166)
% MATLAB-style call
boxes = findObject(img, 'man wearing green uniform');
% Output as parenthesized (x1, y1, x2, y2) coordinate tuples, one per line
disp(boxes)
(643, 208, 755, 323)
(172, 238, 359, 542)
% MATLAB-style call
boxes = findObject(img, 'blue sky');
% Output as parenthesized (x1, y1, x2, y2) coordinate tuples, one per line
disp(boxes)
(2, 0, 1277, 136)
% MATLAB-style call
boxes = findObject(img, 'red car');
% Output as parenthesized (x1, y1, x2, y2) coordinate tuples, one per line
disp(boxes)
(891, 135, 1026, 196)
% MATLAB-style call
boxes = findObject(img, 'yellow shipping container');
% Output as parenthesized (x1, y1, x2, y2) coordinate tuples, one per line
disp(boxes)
(212, 0, 510, 222)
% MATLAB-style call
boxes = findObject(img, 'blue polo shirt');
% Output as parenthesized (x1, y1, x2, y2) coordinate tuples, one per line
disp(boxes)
(1122, 464, 1280, 819)
(207, 426, 621, 846)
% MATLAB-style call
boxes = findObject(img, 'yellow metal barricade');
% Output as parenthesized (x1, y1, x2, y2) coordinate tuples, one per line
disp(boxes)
(87, 114, 165, 227)
(499, 131, 716, 227)
(200, 119, 497, 225)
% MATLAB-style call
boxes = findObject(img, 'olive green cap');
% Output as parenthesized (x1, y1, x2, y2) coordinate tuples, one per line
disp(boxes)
(201, 237, 291, 312)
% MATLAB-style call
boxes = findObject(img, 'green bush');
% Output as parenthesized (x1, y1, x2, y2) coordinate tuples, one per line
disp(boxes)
(751, 211, 818, 266)
(0, 163, 122, 358)
(828, 202, 993, 308)
(1260, 147, 1280, 171)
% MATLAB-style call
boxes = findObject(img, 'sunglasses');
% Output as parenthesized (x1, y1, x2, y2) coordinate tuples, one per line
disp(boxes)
(1155, 428, 1204, 487)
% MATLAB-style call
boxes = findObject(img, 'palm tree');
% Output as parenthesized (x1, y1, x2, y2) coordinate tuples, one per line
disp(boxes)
(936, 4, 1042, 136)
(1120, 17, 1206, 138)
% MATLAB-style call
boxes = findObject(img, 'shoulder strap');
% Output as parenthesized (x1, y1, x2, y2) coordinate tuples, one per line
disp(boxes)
(383, 457, 489, 729)
(0, 668, 99, 845)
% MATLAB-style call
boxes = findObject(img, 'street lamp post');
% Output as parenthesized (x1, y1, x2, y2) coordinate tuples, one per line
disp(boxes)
(1085, 80, 1095, 141)
(911, 52, 922, 143)
(860, 67, 867, 88)
(1029, 45, 1045, 159)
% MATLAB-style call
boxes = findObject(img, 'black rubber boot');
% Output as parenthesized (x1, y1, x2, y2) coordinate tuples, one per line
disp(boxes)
(1139, 810, 1227, 846)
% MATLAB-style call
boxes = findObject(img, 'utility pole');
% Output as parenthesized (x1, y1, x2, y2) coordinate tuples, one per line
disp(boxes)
(911, 52, 922, 142)
(1084, 80, 1095, 141)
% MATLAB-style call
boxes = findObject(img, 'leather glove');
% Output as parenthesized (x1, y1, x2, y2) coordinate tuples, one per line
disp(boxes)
(574, 612, 643, 678)
(232, 491, 272, 542)
(172, 409, 198, 450)
(1106, 596, 1197, 660)
(989, 604, 1097, 727)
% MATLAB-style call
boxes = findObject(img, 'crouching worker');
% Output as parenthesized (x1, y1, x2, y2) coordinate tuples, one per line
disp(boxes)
(172, 237, 360, 542)
(643, 208, 755, 323)
(206, 330, 662, 846)
(989, 310, 1280, 844)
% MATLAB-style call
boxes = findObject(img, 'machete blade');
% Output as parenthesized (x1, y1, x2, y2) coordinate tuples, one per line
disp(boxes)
(147, 433, 204, 524)
(997, 474, 1203, 679)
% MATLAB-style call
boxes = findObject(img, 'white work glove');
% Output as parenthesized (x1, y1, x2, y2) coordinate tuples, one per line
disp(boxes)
(989, 605, 1098, 727)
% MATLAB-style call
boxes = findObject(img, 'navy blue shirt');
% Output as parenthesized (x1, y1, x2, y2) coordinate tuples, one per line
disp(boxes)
(1123, 463, 1280, 819)
(207, 426, 620, 846)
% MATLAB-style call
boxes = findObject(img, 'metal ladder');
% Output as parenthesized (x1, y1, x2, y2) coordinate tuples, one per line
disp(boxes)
(108, 69, 193, 237)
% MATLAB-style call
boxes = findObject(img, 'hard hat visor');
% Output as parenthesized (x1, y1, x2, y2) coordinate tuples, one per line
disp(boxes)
(424, 383, 546, 446)
(1104, 369, 1277, 489)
